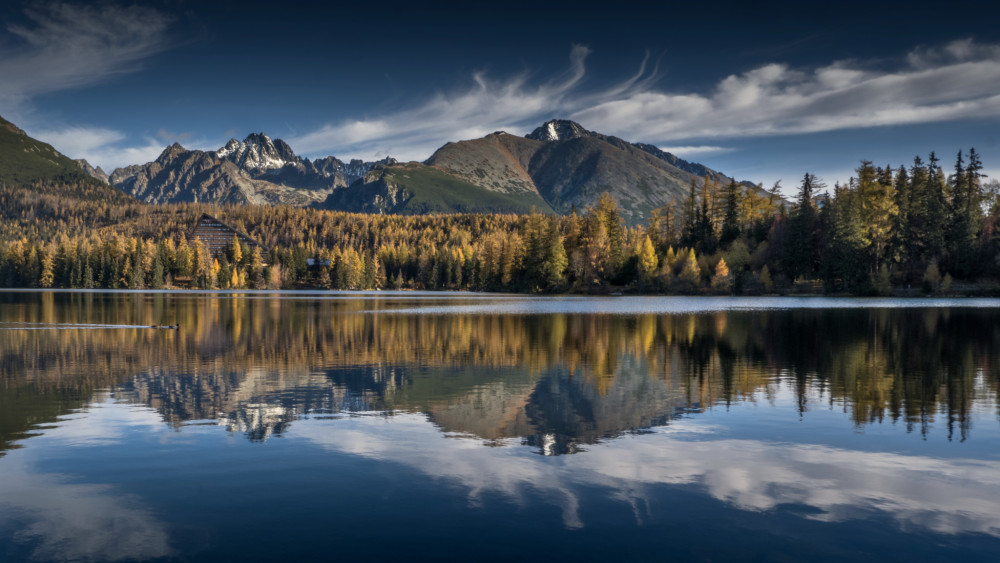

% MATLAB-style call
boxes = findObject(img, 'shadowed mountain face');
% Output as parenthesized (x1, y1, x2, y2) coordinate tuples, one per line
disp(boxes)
(323, 120, 751, 222)
(422, 120, 749, 224)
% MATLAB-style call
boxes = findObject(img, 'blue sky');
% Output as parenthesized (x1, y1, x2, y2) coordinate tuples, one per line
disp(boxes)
(2, 0, 999, 193)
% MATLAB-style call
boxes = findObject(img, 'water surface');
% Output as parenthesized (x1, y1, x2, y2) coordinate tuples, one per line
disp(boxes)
(1, 291, 999, 561)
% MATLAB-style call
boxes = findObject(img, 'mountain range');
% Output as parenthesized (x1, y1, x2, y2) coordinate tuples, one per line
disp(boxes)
(3, 114, 754, 223)
(105, 133, 395, 206)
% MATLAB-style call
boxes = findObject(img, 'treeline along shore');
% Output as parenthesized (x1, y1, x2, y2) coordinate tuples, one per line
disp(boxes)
(2, 150, 999, 295)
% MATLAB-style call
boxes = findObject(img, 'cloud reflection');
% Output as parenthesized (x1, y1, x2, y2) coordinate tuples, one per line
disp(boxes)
(0, 402, 172, 562)
(295, 413, 1000, 536)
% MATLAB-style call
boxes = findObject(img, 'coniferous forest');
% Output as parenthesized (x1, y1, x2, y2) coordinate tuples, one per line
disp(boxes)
(1, 150, 998, 295)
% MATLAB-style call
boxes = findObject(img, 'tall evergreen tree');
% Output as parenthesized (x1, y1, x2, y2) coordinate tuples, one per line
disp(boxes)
(923, 151, 948, 263)
(681, 178, 700, 248)
(719, 179, 741, 246)
(856, 161, 897, 273)
(783, 172, 821, 279)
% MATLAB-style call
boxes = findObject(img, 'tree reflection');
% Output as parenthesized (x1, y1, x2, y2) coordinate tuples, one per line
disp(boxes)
(1, 292, 998, 452)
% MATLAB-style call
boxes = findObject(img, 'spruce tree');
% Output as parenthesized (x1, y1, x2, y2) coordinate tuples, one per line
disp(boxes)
(783, 172, 821, 279)
(720, 179, 741, 246)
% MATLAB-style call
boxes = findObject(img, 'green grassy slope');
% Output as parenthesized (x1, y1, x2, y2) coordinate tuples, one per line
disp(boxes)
(322, 163, 556, 215)
(383, 164, 554, 214)
(0, 115, 130, 202)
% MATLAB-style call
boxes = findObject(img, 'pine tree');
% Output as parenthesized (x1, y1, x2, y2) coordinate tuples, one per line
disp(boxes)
(38, 246, 55, 288)
(636, 235, 658, 286)
(947, 149, 984, 277)
(923, 151, 948, 263)
(720, 179, 741, 246)
(711, 258, 731, 293)
(822, 183, 869, 292)
(681, 178, 700, 248)
(696, 179, 717, 254)
(594, 192, 625, 276)
(540, 221, 568, 289)
(856, 161, 897, 273)
(784, 172, 821, 279)
(677, 248, 701, 291)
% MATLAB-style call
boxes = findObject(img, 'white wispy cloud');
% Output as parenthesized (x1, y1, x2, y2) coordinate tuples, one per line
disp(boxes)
(658, 145, 735, 158)
(291, 39, 1000, 162)
(30, 127, 160, 169)
(28, 125, 221, 171)
(0, 2, 179, 170)
(289, 45, 659, 161)
(0, 2, 173, 115)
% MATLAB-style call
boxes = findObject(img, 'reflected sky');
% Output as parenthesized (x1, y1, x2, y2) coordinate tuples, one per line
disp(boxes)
(1, 292, 999, 561)
(0, 400, 173, 562)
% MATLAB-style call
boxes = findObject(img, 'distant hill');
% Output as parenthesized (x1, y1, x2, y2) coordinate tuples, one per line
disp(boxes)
(0, 115, 131, 203)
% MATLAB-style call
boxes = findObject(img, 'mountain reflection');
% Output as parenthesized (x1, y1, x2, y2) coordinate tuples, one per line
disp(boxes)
(1, 292, 999, 454)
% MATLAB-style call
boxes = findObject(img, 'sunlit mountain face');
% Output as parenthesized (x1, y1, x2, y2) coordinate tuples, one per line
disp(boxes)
(1, 292, 999, 561)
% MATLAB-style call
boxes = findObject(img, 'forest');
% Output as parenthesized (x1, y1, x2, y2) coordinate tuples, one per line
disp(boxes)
(1, 149, 998, 295)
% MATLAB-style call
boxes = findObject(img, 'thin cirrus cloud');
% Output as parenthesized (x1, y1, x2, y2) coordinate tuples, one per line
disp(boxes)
(292, 38, 1000, 163)
(0, 3, 173, 114)
(289, 45, 660, 161)
(658, 146, 735, 158)
(0, 2, 176, 170)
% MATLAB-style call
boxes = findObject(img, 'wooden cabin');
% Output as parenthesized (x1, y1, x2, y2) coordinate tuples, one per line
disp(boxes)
(190, 214, 267, 259)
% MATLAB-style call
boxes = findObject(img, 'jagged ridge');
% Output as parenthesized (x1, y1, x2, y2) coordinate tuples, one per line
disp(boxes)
(110, 133, 396, 206)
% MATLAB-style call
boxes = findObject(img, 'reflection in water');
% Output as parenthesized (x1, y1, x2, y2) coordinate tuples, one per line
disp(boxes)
(1, 292, 1000, 560)
(293, 411, 1000, 535)
(2, 292, 998, 450)
(0, 400, 172, 562)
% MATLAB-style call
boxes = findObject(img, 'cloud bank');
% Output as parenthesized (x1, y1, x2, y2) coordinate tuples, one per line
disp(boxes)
(291, 39, 1000, 162)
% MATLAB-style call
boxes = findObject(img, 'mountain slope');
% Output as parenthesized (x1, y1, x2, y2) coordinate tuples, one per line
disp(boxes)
(424, 119, 750, 224)
(0, 115, 130, 203)
(110, 133, 394, 206)
(111, 143, 261, 205)
(424, 132, 542, 195)
(74, 159, 110, 184)
(318, 162, 554, 215)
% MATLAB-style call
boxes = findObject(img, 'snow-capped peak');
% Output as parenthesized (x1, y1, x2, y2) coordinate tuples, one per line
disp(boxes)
(214, 132, 296, 172)
(525, 119, 590, 142)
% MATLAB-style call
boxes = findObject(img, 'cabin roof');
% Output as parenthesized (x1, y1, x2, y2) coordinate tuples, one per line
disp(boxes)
(190, 213, 267, 257)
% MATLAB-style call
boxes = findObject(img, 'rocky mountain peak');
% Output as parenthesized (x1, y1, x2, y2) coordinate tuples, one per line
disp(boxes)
(157, 143, 187, 162)
(75, 159, 109, 184)
(215, 132, 297, 171)
(526, 119, 591, 142)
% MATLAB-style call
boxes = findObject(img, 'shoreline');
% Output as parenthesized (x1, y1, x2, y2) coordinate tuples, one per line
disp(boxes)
(2, 287, 999, 300)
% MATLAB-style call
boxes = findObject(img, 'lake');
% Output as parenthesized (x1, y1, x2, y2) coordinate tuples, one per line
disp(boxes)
(1, 291, 999, 561)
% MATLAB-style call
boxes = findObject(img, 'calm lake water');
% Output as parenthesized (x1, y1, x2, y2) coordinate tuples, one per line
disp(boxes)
(1, 291, 999, 562)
